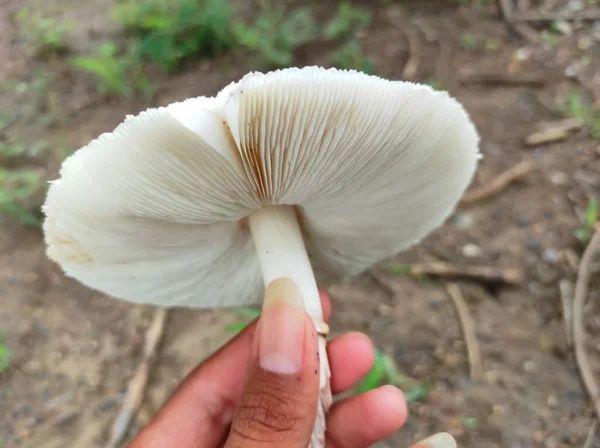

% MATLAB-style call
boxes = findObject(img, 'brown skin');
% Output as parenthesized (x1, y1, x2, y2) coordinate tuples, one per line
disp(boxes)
(130, 291, 410, 448)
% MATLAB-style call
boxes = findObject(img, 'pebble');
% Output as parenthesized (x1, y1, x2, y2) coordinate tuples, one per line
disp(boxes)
(525, 235, 541, 250)
(516, 216, 530, 227)
(55, 410, 80, 427)
(462, 243, 483, 258)
(542, 248, 559, 264)
(547, 394, 559, 408)
(44, 391, 74, 410)
(26, 416, 44, 427)
(453, 213, 474, 230)
(524, 360, 536, 372)
(549, 171, 569, 185)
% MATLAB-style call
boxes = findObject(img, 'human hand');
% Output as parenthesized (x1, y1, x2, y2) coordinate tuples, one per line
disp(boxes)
(130, 279, 456, 447)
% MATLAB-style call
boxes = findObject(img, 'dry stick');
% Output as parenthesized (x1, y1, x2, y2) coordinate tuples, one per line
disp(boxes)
(573, 227, 600, 423)
(497, 0, 540, 42)
(460, 159, 538, 205)
(106, 308, 169, 448)
(583, 420, 598, 448)
(445, 283, 483, 381)
(399, 262, 525, 285)
(402, 27, 421, 81)
(514, 9, 600, 22)
(524, 118, 586, 146)
(559, 279, 574, 347)
(459, 72, 547, 87)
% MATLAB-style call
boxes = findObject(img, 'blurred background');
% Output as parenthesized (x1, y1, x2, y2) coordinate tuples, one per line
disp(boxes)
(1, 0, 600, 446)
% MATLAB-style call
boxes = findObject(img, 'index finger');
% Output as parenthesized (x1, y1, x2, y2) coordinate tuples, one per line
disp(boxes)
(130, 289, 332, 448)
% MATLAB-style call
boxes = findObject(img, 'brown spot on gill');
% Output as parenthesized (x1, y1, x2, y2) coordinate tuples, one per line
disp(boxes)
(52, 237, 94, 264)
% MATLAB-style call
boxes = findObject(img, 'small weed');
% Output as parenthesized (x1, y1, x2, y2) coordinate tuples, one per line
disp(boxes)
(357, 348, 429, 403)
(0, 335, 10, 374)
(324, 2, 371, 41)
(16, 7, 70, 57)
(461, 33, 479, 50)
(114, 0, 235, 71)
(73, 42, 151, 98)
(460, 416, 479, 430)
(234, 5, 317, 68)
(541, 30, 558, 48)
(0, 168, 44, 227)
(485, 38, 500, 51)
(332, 39, 373, 74)
(574, 197, 598, 245)
(556, 90, 600, 139)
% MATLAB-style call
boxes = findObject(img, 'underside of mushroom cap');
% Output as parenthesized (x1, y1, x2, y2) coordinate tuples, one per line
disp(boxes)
(44, 66, 480, 308)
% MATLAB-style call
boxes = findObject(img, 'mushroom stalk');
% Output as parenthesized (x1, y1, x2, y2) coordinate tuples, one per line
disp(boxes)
(248, 205, 332, 448)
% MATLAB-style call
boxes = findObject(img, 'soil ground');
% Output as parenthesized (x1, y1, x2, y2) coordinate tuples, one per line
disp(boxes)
(1, 0, 600, 447)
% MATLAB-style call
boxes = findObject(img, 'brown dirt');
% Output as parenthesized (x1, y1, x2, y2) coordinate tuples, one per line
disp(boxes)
(1, 0, 600, 447)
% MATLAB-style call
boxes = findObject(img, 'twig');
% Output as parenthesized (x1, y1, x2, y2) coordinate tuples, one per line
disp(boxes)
(524, 118, 585, 146)
(559, 279, 574, 347)
(573, 227, 600, 423)
(459, 71, 547, 87)
(402, 27, 421, 81)
(387, 262, 525, 285)
(497, 0, 541, 42)
(106, 308, 169, 448)
(445, 283, 483, 381)
(514, 9, 600, 23)
(583, 420, 598, 448)
(461, 160, 538, 205)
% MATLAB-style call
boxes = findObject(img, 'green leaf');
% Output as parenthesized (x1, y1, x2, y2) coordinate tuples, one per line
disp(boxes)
(586, 197, 598, 229)
(357, 348, 386, 393)
(460, 416, 479, 430)
(403, 383, 430, 403)
(0, 343, 9, 374)
(225, 322, 250, 333)
(386, 264, 412, 276)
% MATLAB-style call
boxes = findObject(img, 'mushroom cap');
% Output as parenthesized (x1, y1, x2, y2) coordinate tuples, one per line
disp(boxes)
(43, 67, 479, 308)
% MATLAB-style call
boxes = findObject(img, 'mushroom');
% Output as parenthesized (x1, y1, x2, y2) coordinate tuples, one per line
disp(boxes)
(43, 66, 480, 446)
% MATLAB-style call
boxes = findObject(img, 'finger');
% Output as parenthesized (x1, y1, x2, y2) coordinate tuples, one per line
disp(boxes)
(130, 320, 258, 448)
(410, 433, 457, 448)
(225, 279, 320, 448)
(326, 385, 407, 448)
(328, 332, 374, 394)
(130, 289, 332, 448)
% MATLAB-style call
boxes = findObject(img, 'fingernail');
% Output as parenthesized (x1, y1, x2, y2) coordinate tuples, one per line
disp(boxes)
(259, 278, 305, 374)
(415, 433, 457, 448)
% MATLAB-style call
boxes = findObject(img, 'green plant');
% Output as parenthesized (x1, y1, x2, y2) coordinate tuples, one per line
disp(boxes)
(114, 0, 235, 71)
(72, 42, 151, 98)
(16, 7, 70, 56)
(574, 197, 598, 245)
(324, 2, 371, 41)
(357, 348, 429, 403)
(556, 90, 600, 140)
(0, 335, 9, 374)
(0, 168, 43, 227)
(461, 33, 479, 50)
(332, 39, 373, 74)
(234, 5, 317, 68)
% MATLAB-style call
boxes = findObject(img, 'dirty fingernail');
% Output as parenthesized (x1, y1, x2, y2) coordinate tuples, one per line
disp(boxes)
(414, 432, 457, 448)
(259, 278, 305, 374)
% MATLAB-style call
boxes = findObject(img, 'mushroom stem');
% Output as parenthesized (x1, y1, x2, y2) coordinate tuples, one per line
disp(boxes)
(249, 205, 332, 447)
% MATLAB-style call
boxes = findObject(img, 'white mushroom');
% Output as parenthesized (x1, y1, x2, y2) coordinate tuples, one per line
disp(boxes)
(43, 66, 480, 447)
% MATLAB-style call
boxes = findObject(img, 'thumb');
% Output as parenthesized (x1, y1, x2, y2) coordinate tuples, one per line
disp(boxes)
(225, 278, 320, 448)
